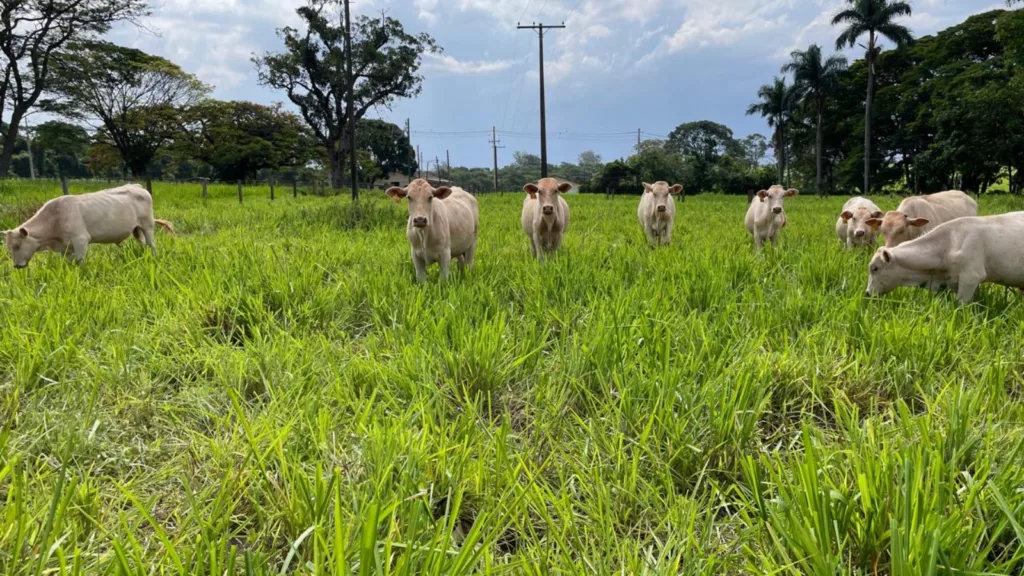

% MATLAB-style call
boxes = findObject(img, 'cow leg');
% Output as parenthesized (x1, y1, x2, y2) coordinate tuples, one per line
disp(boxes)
(645, 228, 658, 248)
(956, 275, 982, 304)
(438, 251, 452, 281)
(463, 242, 477, 269)
(662, 227, 672, 246)
(142, 226, 157, 257)
(70, 237, 90, 265)
(412, 251, 428, 283)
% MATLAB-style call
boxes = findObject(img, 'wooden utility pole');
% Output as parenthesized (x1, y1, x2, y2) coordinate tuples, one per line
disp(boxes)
(417, 146, 421, 178)
(446, 149, 451, 181)
(517, 22, 565, 179)
(343, 0, 358, 201)
(490, 126, 504, 193)
(637, 128, 641, 151)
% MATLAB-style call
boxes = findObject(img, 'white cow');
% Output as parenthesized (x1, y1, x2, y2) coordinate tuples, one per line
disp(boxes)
(3, 184, 175, 269)
(866, 190, 978, 248)
(386, 178, 479, 282)
(745, 185, 798, 249)
(866, 212, 1024, 304)
(836, 196, 883, 249)
(637, 181, 683, 247)
(521, 178, 571, 259)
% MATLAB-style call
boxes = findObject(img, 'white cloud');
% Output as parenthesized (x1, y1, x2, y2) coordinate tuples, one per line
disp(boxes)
(423, 54, 513, 75)
(415, 0, 440, 24)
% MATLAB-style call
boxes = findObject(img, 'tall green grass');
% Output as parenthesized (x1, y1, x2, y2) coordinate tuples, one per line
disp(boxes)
(3, 181, 1024, 574)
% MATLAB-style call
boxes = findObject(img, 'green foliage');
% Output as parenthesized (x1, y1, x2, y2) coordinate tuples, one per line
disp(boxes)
(357, 119, 416, 184)
(180, 100, 317, 182)
(32, 121, 92, 178)
(4, 183, 1024, 572)
(629, 140, 690, 189)
(50, 41, 209, 177)
(254, 1, 439, 190)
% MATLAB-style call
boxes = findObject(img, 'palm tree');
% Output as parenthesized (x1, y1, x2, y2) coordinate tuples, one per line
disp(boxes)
(833, 0, 913, 194)
(747, 77, 797, 185)
(782, 45, 848, 196)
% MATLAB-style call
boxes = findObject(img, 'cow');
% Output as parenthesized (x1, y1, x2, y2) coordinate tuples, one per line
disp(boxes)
(521, 178, 571, 259)
(836, 196, 883, 249)
(3, 184, 175, 269)
(745, 185, 798, 249)
(637, 181, 684, 247)
(866, 190, 978, 248)
(386, 178, 479, 282)
(866, 212, 1024, 304)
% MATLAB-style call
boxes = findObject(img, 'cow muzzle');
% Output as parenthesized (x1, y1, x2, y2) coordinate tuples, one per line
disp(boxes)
(854, 230, 866, 238)
(13, 263, 26, 269)
(772, 207, 783, 215)
(413, 217, 428, 228)
(657, 205, 667, 213)
(542, 205, 554, 215)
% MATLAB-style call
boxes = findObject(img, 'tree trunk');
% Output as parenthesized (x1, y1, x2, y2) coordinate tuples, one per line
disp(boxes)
(328, 139, 344, 190)
(864, 37, 875, 195)
(776, 127, 784, 184)
(0, 108, 24, 177)
(816, 103, 824, 197)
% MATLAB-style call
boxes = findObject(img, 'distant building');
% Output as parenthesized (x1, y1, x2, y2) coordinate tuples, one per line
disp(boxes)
(383, 172, 452, 189)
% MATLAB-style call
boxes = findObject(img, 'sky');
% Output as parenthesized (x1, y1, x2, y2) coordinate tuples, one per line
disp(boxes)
(107, 0, 1008, 169)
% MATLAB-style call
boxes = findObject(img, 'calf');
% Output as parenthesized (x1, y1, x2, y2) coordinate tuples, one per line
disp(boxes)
(866, 190, 977, 248)
(866, 212, 1024, 304)
(3, 184, 174, 268)
(637, 181, 683, 247)
(386, 179, 479, 282)
(836, 196, 883, 249)
(521, 178, 571, 258)
(744, 185, 798, 249)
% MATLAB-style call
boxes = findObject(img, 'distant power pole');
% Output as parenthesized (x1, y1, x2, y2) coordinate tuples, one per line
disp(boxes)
(518, 22, 565, 179)
(435, 156, 440, 182)
(417, 145, 421, 178)
(637, 128, 641, 151)
(343, 0, 358, 201)
(489, 126, 504, 193)
(406, 119, 414, 180)
(446, 149, 451, 181)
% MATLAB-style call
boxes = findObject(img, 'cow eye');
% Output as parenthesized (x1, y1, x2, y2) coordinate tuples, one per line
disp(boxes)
(870, 266, 878, 273)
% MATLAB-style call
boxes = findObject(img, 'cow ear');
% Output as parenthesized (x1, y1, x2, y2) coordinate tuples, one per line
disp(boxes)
(669, 184, 683, 195)
(18, 228, 27, 237)
(908, 218, 929, 227)
(882, 249, 892, 263)
(557, 182, 573, 193)
(871, 211, 884, 219)
(757, 189, 768, 201)
(385, 187, 407, 204)
(433, 186, 453, 200)
(523, 184, 539, 199)
(841, 211, 854, 222)
(865, 218, 883, 230)
(784, 188, 799, 198)
(642, 182, 653, 192)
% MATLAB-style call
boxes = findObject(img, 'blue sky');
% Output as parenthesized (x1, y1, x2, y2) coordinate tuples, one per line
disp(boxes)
(109, 0, 1006, 168)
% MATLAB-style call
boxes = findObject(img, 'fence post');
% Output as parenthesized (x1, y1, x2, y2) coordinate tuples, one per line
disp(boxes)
(237, 181, 243, 204)
(201, 178, 208, 199)
(292, 179, 298, 198)
(269, 178, 275, 201)
(145, 176, 153, 194)
(60, 175, 69, 195)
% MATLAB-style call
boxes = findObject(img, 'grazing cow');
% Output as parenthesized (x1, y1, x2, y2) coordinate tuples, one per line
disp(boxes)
(866, 212, 1024, 304)
(836, 196, 883, 249)
(866, 190, 978, 248)
(3, 184, 175, 269)
(386, 178, 479, 282)
(637, 181, 683, 247)
(745, 185, 798, 249)
(521, 178, 571, 258)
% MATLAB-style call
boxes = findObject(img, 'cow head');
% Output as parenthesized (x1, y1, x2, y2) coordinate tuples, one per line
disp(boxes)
(643, 181, 683, 214)
(756, 185, 798, 216)
(866, 211, 929, 248)
(3, 227, 38, 269)
(524, 178, 573, 217)
(386, 179, 453, 230)
(842, 207, 884, 244)
(866, 247, 904, 297)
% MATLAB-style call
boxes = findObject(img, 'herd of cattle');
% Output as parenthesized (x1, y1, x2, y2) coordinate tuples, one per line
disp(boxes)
(3, 179, 1024, 304)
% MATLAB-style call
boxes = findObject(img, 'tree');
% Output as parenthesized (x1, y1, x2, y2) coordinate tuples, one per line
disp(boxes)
(0, 0, 149, 177)
(593, 159, 636, 195)
(747, 77, 797, 184)
(180, 100, 316, 182)
(783, 44, 848, 196)
(254, 0, 439, 193)
(578, 150, 602, 168)
(357, 118, 415, 185)
(739, 134, 770, 168)
(629, 140, 689, 191)
(665, 121, 742, 193)
(33, 120, 90, 177)
(50, 41, 208, 179)
(833, 0, 913, 194)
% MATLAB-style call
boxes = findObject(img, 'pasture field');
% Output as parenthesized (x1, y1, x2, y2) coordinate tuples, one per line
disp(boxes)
(5, 180, 1024, 574)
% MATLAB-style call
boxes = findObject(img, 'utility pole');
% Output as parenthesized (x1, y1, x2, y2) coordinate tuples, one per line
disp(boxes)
(406, 119, 414, 181)
(489, 126, 504, 193)
(446, 149, 451, 182)
(637, 129, 641, 152)
(343, 0, 358, 201)
(417, 146, 421, 178)
(435, 156, 440, 184)
(518, 22, 565, 179)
